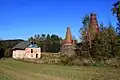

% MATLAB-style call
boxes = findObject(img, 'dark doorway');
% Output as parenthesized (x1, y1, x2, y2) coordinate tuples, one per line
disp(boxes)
(31, 49, 33, 53)
(0, 48, 4, 59)
(36, 54, 38, 58)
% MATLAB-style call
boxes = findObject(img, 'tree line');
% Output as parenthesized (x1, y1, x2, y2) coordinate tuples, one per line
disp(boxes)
(28, 34, 62, 53)
(0, 39, 24, 59)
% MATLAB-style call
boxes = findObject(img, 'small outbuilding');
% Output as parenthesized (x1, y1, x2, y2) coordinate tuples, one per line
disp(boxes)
(12, 41, 41, 59)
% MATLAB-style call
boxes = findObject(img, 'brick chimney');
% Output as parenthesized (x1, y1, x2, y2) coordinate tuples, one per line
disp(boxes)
(60, 26, 76, 57)
(62, 27, 74, 45)
(89, 13, 99, 33)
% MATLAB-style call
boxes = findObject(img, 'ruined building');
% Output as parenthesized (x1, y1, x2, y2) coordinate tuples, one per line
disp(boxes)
(60, 27, 76, 57)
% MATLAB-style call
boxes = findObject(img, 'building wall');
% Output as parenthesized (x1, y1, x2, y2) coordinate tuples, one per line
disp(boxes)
(25, 48, 41, 59)
(13, 50, 25, 59)
(13, 48, 41, 59)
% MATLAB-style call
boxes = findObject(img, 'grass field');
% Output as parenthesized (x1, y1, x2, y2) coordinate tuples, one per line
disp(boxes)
(0, 59, 120, 80)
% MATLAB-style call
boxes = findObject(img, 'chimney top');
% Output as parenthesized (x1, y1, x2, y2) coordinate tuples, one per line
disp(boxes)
(89, 13, 99, 32)
(61, 26, 74, 45)
(65, 27, 72, 41)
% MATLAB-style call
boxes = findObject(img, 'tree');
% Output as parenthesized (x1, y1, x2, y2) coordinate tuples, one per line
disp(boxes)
(80, 14, 92, 48)
(0, 39, 24, 59)
(28, 37, 34, 42)
(46, 34, 51, 40)
(49, 34, 61, 53)
(4, 48, 12, 59)
(78, 18, 120, 61)
(111, 0, 120, 57)
(45, 34, 52, 52)
(28, 34, 62, 53)
(90, 23, 119, 60)
(0, 48, 4, 59)
(112, 0, 120, 35)
(77, 14, 92, 58)
(80, 14, 90, 40)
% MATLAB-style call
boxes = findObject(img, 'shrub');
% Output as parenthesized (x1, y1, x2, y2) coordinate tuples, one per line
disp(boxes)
(60, 54, 73, 65)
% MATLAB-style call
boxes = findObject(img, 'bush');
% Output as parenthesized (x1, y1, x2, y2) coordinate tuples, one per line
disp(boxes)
(60, 54, 73, 65)
(105, 58, 119, 67)
(4, 48, 12, 59)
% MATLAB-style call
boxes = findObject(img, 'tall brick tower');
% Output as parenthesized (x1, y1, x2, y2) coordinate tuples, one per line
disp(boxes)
(89, 13, 99, 33)
(62, 27, 74, 45)
(60, 27, 75, 57)
(88, 13, 99, 40)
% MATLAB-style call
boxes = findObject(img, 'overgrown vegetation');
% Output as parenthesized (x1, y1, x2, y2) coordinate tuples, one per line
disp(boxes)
(61, 17, 120, 67)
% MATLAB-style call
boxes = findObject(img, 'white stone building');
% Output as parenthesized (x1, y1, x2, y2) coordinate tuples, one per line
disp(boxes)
(12, 42, 41, 59)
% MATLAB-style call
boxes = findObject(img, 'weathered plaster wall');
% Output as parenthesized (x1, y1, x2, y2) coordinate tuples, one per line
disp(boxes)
(25, 48, 41, 59)
(13, 48, 41, 59)
(13, 50, 25, 59)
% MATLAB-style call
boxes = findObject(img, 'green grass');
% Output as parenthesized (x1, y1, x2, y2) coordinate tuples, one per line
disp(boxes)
(0, 72, 15, 80)
(0, 59, 120, 80)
